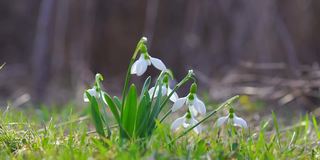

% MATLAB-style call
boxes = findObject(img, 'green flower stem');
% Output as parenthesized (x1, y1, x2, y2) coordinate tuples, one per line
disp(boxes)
(121, 39, 144, 112)
(168, 95, 240, 144)
(0, 63, 5, 70)
(119, 38, 145, 143)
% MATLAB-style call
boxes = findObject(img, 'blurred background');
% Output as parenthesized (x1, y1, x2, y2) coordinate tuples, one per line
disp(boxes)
(1, 0, 320, 113)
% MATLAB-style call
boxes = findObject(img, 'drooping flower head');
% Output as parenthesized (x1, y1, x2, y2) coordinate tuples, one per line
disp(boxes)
(83, 87, 100, 102)
(130, 44, 167, 76)
(83, 73, 104, 102)
(171, 110, 201, 134)
(148, 74, 179, 102)
(215, 108, 248, 129)
(171, 83, 206, 117)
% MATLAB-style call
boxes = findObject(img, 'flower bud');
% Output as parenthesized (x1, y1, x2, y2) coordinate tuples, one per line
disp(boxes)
(94, 73, 103, 91)
(95, 73, 103, 81)
(188, 70, 195, 77)
(141, 37, 147, 43)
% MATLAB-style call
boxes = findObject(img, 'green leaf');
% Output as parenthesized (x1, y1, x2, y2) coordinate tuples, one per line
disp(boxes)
(140, 76, 151, 100)
(86, 92, 105, 137)
(102, 92, 120, 124)
(147, 81, 163, 134)
(113, 96, 122, 111)
(135, 94, 152, 137)
(165, 69, 174, 79)
(121, 84, 138, 138)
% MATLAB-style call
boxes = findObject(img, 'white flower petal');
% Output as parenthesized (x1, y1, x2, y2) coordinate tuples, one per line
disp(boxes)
(186, 97, 194, 106)
(83, 93, 89, 102)
(135, 59, 148, 76)
(189, 105, 198, 117)
(194, 96, 206, 115)
(161, 86, 167, 96)
(88, 88, 99, 97)
(171, 97, 187, 112)
(148, 86, 167, 98)
(171, 115, 186, 131)
(150, 57, 167, 71)
(167, 88, 179, 102)
(83, 87, 99, 102)
(148, 86, 156, 95)
(233, 115, 248, 128)
(182, 122, 190, 128)
(130, 56, 142, 74)
(191, 118, 201, 134)
(215, 116, 228, 127)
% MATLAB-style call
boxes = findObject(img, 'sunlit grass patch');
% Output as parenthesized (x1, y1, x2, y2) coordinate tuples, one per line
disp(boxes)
(0, 106, 320, 159)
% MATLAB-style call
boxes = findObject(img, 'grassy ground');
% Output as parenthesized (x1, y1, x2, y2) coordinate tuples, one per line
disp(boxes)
(0, 102, 320, 160)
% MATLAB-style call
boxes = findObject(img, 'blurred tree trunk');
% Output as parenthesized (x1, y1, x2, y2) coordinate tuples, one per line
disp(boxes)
(2, 0, 320, 104)
(68, 0, 95, 102)
(32, 0, 94, 104)
(31, 0, 55, 104)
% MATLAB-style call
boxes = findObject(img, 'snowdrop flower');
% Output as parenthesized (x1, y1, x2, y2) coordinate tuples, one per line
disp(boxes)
(171, 110, 202, 134)
(83, 74, 104, 102)
(83, 87, 100, 102)
(148, 75, 178, 102)
(131, 52, 167, 76)
(171, 83, 206, 117)
(215, 108, 248, 129)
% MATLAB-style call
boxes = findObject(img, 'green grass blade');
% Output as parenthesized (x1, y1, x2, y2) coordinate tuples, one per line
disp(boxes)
(303, 114, 310, 142)
(272, 111, 281, 149)
(86, 92, 106, 137)
(312, 115, 320, 140)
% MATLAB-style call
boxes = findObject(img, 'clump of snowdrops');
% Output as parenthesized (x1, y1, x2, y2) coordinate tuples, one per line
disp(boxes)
(84, 37, 247, 143)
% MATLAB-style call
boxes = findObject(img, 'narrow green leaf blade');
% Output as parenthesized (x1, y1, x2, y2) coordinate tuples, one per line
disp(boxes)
(312, 115, 320, 140)
(102, 92, 120, 124)
(272, 111, 281, 149)
(86, 92, 106, 137)
(135, 94, 152, 137)
(140, 76, 151, 99)
(113, 96, 122, 111)
(122, 84, 138, 138)
(147, 81, 163, 134)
